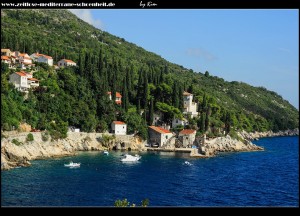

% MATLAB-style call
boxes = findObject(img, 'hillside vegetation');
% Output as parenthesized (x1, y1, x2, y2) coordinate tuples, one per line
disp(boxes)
(1, 9, 298, 139)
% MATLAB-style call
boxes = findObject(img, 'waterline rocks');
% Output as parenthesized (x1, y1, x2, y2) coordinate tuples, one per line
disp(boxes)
(199, 135, 264, 156)
(1, 131, 146, 170)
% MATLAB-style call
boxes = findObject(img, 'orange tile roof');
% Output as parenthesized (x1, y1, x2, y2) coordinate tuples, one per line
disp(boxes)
(107, 91, 122, 98)
(183, 91, 192, 96)
(15, 72, 27, 77)
(179, 129, 196, 135)
(113, 121, 126, 125)
(1, 56, 10, 60)
(62, 59, 75, 63)
(28, 78, 39, 81)
(39, 54, 52, 59)
(149, 126, 171, 134)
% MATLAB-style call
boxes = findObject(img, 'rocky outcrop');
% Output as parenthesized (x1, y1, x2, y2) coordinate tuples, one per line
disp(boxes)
(1, 132, 146, 170)
(238, 129, 299, 141)
(199, 135, 264, 157)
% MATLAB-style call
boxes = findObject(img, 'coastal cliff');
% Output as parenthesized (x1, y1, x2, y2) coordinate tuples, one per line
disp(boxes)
(1, 131, 146, 170)
(1, 129, 298, 170)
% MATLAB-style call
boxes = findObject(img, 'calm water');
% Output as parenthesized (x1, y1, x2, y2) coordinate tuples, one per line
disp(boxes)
(1, 136, 299, 207)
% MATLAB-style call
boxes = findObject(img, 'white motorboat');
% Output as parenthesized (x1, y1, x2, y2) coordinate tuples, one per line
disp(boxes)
(103, 151, 109, 155)
(184, 161, 192, 166)
(120, 154, 141, 162)
(64, 161, 81, 168)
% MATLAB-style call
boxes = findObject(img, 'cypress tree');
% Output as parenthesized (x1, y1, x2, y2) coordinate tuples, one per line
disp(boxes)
(122, 77, 129, 112)
(143, 70, 148, 109)
(148, 98, 154, 126)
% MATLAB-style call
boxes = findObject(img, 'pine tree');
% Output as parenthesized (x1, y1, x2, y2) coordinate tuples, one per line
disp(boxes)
(137, 99, 141, 115)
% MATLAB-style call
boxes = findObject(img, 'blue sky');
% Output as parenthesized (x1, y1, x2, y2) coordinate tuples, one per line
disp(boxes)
(69, 9, 299, 109)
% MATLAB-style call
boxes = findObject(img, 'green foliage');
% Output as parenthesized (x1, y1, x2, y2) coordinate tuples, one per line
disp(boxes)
(1, 9, 298, 138)
(26, 133, 34, 142)
(114, 198, 149, 207)
(41, 131, 50, 142)
(100, 134, 116, 148)
(12, 138, 23, 146)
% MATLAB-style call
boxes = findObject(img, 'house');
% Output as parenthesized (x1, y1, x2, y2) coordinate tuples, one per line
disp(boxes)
(152, 113, 163, 126)
(17, 53, 32, 64)
(178, 129, 196, 148)
(111, 121, 127, 135)
(30, 52, 53, 66)
(68, 126, 80, 132)
(107, 91, 122, 105)
(57, 59, 76, 67)
(172, 117, 188, 128)
(1, 56, 11, 65)
(148, 126, 174, 147)
(183, 91, 198, 118)
(1, 49, 12, 56)
(9, 71, 39, 92)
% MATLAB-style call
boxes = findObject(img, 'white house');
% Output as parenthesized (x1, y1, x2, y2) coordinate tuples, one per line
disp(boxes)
(183, 91, 198, 118)
(178, 129, 196, 148)
(1, 49, 12, 56)
(107, 91, 122, 105)
(57, 59, 77, 67)
(172, 117, 188, 129)
(9, 71, 39, 92)
(1, 56, 11, 66)
(111, 121, 127, 135)
(17, 53, 32, 64)
(148, 126, 174, 147)
(30, 52, 53, 66)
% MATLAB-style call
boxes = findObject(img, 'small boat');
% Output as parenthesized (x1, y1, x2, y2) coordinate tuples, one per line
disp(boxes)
(103, 151, 109, 155)
(64, 161, 80, 168)
(184, 161, 192, 166)
(120, 154, 141, 162)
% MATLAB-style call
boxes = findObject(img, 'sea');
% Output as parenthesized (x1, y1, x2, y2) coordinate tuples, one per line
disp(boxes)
(1, 136, 299, 207)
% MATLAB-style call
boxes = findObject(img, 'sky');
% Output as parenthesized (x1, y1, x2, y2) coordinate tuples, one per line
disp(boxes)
(69, 9, 299, 109)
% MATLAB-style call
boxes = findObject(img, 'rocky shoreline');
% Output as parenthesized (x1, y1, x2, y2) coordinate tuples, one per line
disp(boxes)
(1, 129, 298, 170)
(1, 131, 146, 170)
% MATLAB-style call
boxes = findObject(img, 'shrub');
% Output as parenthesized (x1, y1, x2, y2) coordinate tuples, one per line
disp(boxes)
(41, 131, 50, 142)
(12, 139, 23, 146)
(26, 133, 34, 142)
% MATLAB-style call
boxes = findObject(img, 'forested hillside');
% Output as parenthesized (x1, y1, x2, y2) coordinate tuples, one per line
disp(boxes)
(1, 9, 298, 140)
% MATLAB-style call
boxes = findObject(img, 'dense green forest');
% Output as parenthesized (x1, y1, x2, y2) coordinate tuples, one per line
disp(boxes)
(1, 9, 298, 140)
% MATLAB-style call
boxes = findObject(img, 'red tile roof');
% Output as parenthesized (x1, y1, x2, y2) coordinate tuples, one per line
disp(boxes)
(28, 78, 39, 81)
(15, 72, 27, 77)
(62, 59, 75, 63)
(1, 56, 10, 60)
(112, 121, 126, 125)
(39, 54, 52, 59)
(179, 129, 196, 135)
(107, 91, 122, 98)
(149, 126, 171, 134)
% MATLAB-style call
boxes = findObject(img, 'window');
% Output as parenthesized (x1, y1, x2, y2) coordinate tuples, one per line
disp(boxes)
(123, 126, 124, 129)
(166, 135, 168, 139)
(176, 120, 178, 123)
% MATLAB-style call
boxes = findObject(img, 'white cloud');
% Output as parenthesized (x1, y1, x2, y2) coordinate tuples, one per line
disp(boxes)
(69, 9, 104, 30)
(186, 48, 217, 61)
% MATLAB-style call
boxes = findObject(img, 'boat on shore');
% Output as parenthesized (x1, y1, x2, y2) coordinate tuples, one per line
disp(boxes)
(120, 154, 141, 162)
(64, 161, 80, 168)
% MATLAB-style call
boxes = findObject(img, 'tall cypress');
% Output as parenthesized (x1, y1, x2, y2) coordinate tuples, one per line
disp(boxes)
(148, 98, 154, 126)
(143, 70, 148, 109)
(122, 77, 129, 112)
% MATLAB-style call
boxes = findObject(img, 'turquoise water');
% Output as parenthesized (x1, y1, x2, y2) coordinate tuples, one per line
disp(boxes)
(1, 136, 299, 207)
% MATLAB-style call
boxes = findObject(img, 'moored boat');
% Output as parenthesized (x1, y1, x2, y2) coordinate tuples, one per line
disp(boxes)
(64, 161, 81, 168)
